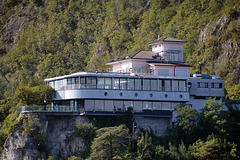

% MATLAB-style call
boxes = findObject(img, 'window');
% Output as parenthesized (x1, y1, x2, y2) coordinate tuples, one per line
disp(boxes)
(170, 53, 179, 61)
(134, 101, 142, 112)
(164, 80, 172, 91)
(162, 102, 172, 110)
(143, 79, 150, 90)
(124, 101, 133, 110)
(105, 78, 112, 89)
(197, 82, 208, 88)
(153, 102, 162, 110)
(151, 79, 157, 91)
(114, 78, 120, 89)
(86, 77, 96, 88)
(76, 77, 79, 89)
(176, 69, 188, 77)
(80, 77, 86, 88)
(135, 79, 142, 90)
(120, 78, 127, 89)
(173, 80, 186, 91)
(159, 80, 163, 91)
(211, 83, 223, 88)
(114, 101, 123, 110)
(95, 100, 104, 111)
(173, 80, 178, 91)
(129, 79, 134, 90)
(143, 101, 152, 110)
(97, 78, 104, 89)
(158, 69, 170, 76)
(105, 100, 113, 111)
(85, 100, 94, 111)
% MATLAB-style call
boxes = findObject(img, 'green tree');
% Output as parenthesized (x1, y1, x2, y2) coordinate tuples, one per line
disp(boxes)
(74, 122, 97, 158)
(14, 86, 35, 105)
(189, 135, 238, 160)
(89, 125, 128, 160)
(14, 85, 55, 105)
(137, 132, 155, 160)
(165, 105, 200, 146)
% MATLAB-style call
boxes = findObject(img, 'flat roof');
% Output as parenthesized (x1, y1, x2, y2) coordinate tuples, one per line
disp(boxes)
(44, 72, 188, 81)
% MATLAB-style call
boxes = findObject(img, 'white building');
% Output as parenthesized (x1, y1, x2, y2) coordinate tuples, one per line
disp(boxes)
(43, 37, 224, 136)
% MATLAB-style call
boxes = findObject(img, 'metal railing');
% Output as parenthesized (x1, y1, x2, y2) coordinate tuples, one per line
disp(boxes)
(18, 105, 79, 113)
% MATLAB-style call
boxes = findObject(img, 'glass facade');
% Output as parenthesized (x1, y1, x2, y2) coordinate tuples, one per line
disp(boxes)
(84, 99, 179, 112)
(47, 76, 187, 92)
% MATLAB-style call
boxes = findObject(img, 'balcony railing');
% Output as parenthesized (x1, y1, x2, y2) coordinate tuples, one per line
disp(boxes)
(157, 50, 190, 63)
(18, 105, 79, 113)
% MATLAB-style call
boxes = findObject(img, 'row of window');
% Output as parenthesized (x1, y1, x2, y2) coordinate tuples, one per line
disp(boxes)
(85, 100, 181, 112)
(197, 82, 223, 88)
(48, 76, 187, 92)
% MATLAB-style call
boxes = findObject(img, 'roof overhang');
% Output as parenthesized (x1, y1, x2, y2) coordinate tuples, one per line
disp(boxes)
(106, 58, 152, 65)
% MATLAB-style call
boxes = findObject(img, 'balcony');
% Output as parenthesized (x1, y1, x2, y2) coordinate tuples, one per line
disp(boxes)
(157, 50, 190, 63)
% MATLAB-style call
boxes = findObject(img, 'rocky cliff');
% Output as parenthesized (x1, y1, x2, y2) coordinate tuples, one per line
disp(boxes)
(192, 5, 240, 94)
(1, 113, 89, 160)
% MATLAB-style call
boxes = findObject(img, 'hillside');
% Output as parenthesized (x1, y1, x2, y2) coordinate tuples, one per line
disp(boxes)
(0, 0, 239, 121)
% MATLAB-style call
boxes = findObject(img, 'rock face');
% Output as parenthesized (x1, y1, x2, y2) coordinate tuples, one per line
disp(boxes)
(1, 127, 45, 160)
(1, 114, 89, 160)
(45, 115, 89, 159)
(195, 6, 240, 86)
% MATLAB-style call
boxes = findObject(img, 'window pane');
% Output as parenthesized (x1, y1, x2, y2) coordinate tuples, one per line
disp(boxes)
(124, 101, 133, 110)
(92, 77, 96, 88)
(114, 100, 123, 111)
(162, 102, 171, 110)
(172, 103, 180, 110)
(158, 69, 169, 76)
(105, 78, 112, 89)
(86, 77, 91, 88)
(179, 80, 186, 91)
(144, 79, 150, 90)
(120, 78, 127, 90)
(143, 101, 152, 110)
(105, 100, 113, 111)
(153, 102, 161, 110)
(76, 77, 80, 89)
(129, 79, 134, 90)
(67, 78, 72, 85)
(114, 78, 119, 89)
(165, 80, 171, 91)
(135, 79, 142, 90)
(80, 77, 86, 88)
(134, 101, 142, 112)
(86, 77, 96, 88)
(95, 100, 104, 111)
(151, 79, 157, 90)
(72, 77, 75, 84)
(98, 78, 104, 89)
(173, 80, 178, 91)
(159, 80, 163, 91)
(85, 100, 94, 111)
